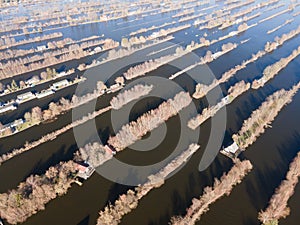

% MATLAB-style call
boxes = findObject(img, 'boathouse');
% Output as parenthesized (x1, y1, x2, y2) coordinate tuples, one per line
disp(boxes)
(75, 162, 95, 180)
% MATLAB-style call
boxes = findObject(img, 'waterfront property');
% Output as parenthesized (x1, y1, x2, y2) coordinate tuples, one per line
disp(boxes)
(25, 76, 40, 87)
(75, 162, 95, 180)
(16, 91, 36, 103)
(51, 79, 70, 91)
(220, 142, 241, 159)
(35, 89, 55, 99)
(0, 102, 17, 114)
(0, 119, 24, 135)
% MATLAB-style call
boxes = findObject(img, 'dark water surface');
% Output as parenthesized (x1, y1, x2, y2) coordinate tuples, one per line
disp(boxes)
(1, 1, 300, 225)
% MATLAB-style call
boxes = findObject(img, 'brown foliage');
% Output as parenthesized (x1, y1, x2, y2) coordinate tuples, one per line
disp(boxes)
(170, 159, 253, 225)
(108, 92, 192, 151)
(110, 84, 153, 109)
(258, 152, 300, 224)
(0, 161, 76, 224)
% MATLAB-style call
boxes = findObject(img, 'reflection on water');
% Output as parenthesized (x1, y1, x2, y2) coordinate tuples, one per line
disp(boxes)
(0, 2, 300, 225)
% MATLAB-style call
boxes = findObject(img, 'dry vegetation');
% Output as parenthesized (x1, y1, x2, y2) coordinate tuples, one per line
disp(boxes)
(233, 83, 300, 149)
(258, 152, 300, 225)
(79, 36, 174, 72)
(79, 142, 113, 168)
(188, 81, 250, 130)
(252, 46, 300, 89)
(193, 26, 300, 99)
(108, 92, 192, 151)
(110, 84, 153, 110)
(0, 106, 112, 166)
(0, 161, 76, 224)
(0, 38, 118, 80)
(97, 144, 200, 225)
(170, 159, 253, 225)
(0, 32, 63, 50)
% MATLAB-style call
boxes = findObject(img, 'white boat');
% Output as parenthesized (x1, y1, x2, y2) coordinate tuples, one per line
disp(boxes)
(35, 89, 55, 99)
(0, 103, 17, 114)
(51, 79, 70, 91)
(16, 92, 36, 104)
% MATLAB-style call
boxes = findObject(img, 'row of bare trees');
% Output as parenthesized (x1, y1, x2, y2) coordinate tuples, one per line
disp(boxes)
(258, 151, 300, 225)
(97, 144, 200, 225)
(0, 104, 112, 166)
(0, 35, 100, 61)
(170, 159, 253, 225)
(265, 25, 300, 52)
(0, 38, 109, 68)
(0, 32, 62, 50)
(108, 92, 192, 151)
(123, 36, 212, 80)
(188, 81, 250, 130)
(193, 25, 300, 99)
(0, 78, 110, 138)
(198, 0, 265, 30)
(0, 161, 76, 225)
(0, 68, 75, 96)
(0, 0, 152, 36)
(0, 38, 119, 80)
(233, 83, 300, 149)
(78, 36, 174, 72)
(252, 46, 300, 89)
(78, 142, 113, 168)
(129, 21, 176, 36)
(201, 42, 238, 64)
(267, 19, 294, 35)
(110, 84, 153, 109)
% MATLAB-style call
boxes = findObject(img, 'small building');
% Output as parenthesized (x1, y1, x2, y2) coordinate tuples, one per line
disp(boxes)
(75, 162, 95, 180)
(107, 83, 121, 93)
(224, 142, 239, 154)
(104, 144, 117, 155)
(236, 18, 242, 24)
(51, 79, 69, 91)
(0, 103, 17, 114)
(212, 51, 223, 60)
(94, 46, 102, 53)
(37, 45, 47, 51)
(221, 95, 230, 104)
(229, 31, 238, 37)
(16, 92, 35, 103)
(35, 89, 55, 99)
(25, 76, 40, 86)
(151, 32, 159, 39)
(10, 119, 24, 128)
(0, 119, 24, 134)
(57, 71, 67, 77)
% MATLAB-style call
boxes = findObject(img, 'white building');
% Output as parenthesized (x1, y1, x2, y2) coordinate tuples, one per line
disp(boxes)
(224, 142, 239, 154)
(37, 45, 47, 51)
(0, 103, 17, 114)
(212, 51, 223, 60)
(51, 79, 69, 91)
(16, 92, 36, 103)
(26, 76, 40, 86)
(222, 96, 230, 104)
